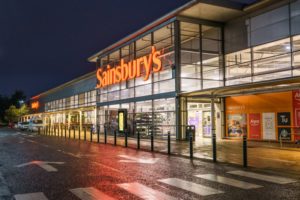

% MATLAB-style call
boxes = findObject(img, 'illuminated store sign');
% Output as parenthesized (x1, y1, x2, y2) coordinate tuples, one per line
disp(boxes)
(31, 101, 39, 109)
(96, 46, 162, 88)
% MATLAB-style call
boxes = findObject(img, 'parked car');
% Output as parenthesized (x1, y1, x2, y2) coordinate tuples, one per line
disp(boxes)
(19, 122, 29, 131)
(28, 120, 44, 132)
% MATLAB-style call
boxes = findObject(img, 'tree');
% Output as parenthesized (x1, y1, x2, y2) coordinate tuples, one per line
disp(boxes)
(5, 104, 29, 123)
(5, 105, 19, 123)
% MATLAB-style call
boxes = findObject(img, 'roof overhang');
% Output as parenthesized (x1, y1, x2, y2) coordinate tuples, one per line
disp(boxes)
(181, 77, 300, 98)
(88, 0, 246, 63)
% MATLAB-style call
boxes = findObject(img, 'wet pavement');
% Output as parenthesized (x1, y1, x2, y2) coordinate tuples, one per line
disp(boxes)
(0, 127, 299, 200)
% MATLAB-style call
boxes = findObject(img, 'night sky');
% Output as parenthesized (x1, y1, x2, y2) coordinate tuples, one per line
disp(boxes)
(0, 0, 256, 98)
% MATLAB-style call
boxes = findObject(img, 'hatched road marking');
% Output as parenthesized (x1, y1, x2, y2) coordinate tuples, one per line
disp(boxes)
(70, 187, 115, 200)
(14, 192, 48, 200)
(195, 174, 262, 189)
(227, 170, 297, 184)
(158, 178, 224, 196)
(118, 182, 177, 200)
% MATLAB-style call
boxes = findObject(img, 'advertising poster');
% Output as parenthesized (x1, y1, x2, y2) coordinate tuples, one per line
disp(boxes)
(292, 90, 300, 140)
(227, 114, 247, 137)
(262, 112, 276, 140)
(277, 112, 291, 126)
(249, 113, 261, 139)
(278, 127, 291, 141)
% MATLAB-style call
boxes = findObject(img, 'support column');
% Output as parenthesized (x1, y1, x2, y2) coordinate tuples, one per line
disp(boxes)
(79, 111, 82, 132)
(211, 97, 217, 162)
(68, 113, 71, 129)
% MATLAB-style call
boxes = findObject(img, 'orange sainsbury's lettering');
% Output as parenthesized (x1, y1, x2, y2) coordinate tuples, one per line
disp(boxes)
(31, 101, 39, 109)
(96, 46, 162, 88)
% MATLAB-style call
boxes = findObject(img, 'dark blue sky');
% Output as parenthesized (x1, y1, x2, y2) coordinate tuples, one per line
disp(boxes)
(0, 0, 256, 98)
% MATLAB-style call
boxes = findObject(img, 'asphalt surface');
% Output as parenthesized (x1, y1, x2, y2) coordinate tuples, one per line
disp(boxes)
(0, 128, 299, 200)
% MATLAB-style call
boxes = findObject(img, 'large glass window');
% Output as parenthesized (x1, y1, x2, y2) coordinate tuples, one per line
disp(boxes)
(180, 22, 223, 92)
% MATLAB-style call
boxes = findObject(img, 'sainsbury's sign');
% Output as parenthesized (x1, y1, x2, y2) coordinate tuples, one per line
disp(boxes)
(96, 46, 162, 88)
(31, 101, 39, 110)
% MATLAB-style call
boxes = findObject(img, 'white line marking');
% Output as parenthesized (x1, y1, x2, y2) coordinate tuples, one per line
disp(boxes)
(118, 155, 159, 164)
(70, 187, 115, 200)
(91, 162, 124, 174)
(14, 192, 48, 200)
(118, 182, 177, 200)
(16, 161, 64, 172)
(195, 174, 262, 189)
(227, 170, 297, 184)
(158, 178, 223, 196)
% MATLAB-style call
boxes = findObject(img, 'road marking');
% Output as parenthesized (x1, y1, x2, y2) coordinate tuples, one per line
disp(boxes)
(16, 161, 65, 172)
(227, 170, 297, 184)
(118, 155, 159, 164)
(14, 192, 48, 200)
(92, 162, 124, 174)
(118, 182, 177, 200)
(70, 187, 115, 200)
(195, 174, 262, 189)
(0, 172, 11, 198)
(158, 178, 223, 196)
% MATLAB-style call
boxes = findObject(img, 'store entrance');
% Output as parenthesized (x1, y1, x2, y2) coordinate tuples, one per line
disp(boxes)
(187, 103, 212, 142)
(185, 99, 223, 159)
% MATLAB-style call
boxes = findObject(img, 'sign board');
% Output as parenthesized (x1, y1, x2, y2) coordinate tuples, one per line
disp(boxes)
(96, 46, 162, 88)
(31, 101, 39, 110)
(292, 90, 300, 140)
(262, 112, 276, 140)
(118, 109, 127, 133)
(249, 113, 261, 139)
(277, 112, 291, 126)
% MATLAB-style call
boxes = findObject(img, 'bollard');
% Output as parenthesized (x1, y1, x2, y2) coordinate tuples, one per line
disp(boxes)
(73, 127, 76, 139)
(243, 134, 248, 168)
(90, 127, 92, 142)
(189, 132, 193, 159)
(137, 130, 140, 149)
(84, 127, 87, 141)
(78, 126, 81, 140)
(125, 130, 128, 147)
(151, 129, 154, 152)
(65, 126, 67, 139)
(104, 127, 107, 144)
(97, 125, 100, 143)
(212, 133, 217, 162)
(38, 127, 40, 135)
(167, 131, 171, 155)
(68, 127, 71, 139)
(114, 130, 117, 146)
(54, 126, 56, 136)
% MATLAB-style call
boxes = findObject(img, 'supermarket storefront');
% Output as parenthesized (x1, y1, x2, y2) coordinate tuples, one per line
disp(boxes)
(87, 0, 300, 173)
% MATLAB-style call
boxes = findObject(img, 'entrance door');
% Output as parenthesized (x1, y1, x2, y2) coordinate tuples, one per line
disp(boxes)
(202, 111, 211, 138)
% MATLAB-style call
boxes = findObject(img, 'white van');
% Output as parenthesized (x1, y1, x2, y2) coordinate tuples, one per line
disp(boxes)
(28, 120, 44, 132)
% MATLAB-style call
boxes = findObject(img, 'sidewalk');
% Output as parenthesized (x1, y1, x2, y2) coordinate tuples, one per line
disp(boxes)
(41, 128, 300, 177)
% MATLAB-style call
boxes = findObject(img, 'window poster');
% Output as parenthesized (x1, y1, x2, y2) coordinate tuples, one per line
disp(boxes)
(278, 127, 291, 141)
(227, 114, 247, 137)
(262, 112, 276, 140)
(292, 90, 300, 140)
(249, 113, 261, 139)
(277, 112, 291, 126)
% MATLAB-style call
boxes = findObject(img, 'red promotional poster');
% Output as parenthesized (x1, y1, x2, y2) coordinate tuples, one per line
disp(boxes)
(292, 90, 300, 140)
(249, 113, 261, 139)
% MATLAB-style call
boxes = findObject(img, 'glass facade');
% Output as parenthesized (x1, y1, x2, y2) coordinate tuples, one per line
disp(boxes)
(225, 35, 300, 86)
(180, 22, 223, 92)
(45, 90, 96, 112)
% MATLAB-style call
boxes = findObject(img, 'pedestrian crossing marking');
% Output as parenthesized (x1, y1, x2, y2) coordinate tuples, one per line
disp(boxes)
(14, 192, 48, 200)
(227, 170, 297, 184)
(158, 178, 224, 196)
(70, 187, 115, 200)
(195, 174, 263, 189)
(118, 182, 177, 200)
